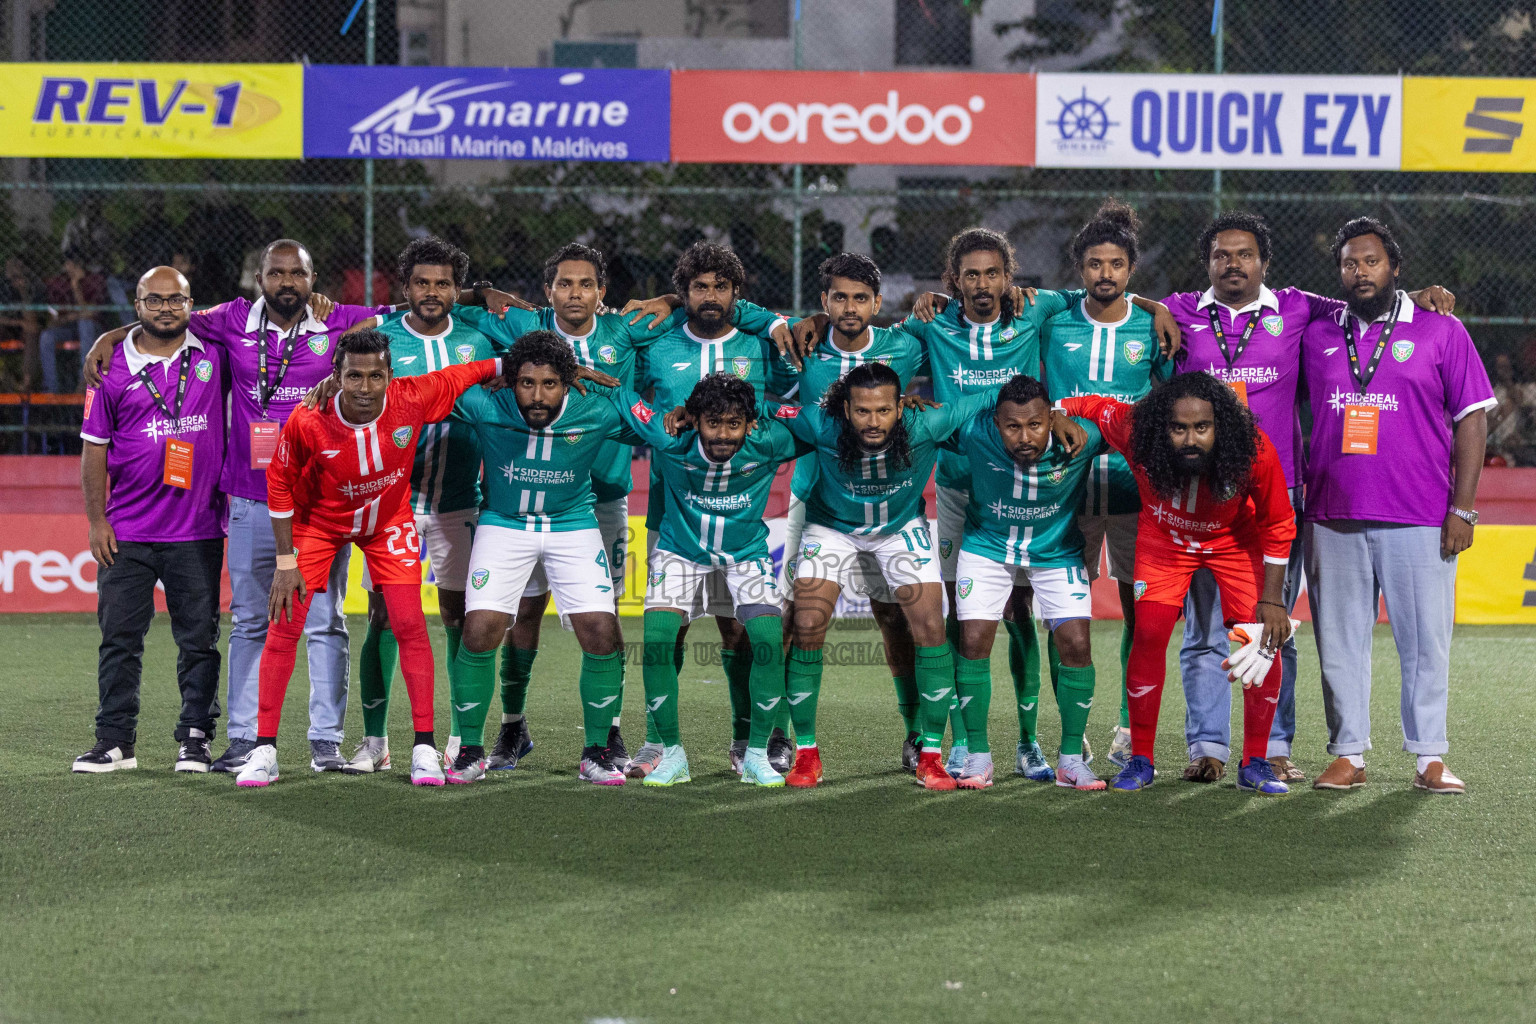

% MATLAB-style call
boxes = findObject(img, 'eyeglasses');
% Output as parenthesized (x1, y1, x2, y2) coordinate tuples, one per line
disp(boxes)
(138, 294, 190, 310)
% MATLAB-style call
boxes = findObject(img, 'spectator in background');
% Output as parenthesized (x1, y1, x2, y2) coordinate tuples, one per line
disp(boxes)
(60, 195, 115, 274)
(1488, 352, 1536, 466)
(0, 255, 43, 391)
(122, 194, 176, 273)
(40, 253, 109, 392)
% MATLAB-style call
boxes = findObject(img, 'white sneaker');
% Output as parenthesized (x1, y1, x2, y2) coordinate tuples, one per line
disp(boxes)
(1055, 754, 1106, 791)
(343, 737, 391, 774)
(235, 744, 280, 788)
(410, 743, 446, 786)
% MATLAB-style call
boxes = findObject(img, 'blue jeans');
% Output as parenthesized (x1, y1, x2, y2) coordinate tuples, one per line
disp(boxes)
(40, 318, 97, 393)
(226, 495, 351, 742)
(1179, 487, 1304, 761)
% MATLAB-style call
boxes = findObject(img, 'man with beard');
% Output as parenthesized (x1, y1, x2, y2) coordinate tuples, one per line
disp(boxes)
(1161, 212, 1455, 785)
(776, 362, 1082, 789)
(444, 333, 652, 785)
(1038, 199, 1171, 775)
(944, 374, 1109, 790)
(631, 241, 796, 778)
(618, 374, 815, 787)
(1059, 372, 1297, 795)
(74, 267, 227, 774)
(336, 237, 502, 775)
(1302, 218, 1493, 795)
(452, 242, 789, 775)
(82, 240, 392, 774)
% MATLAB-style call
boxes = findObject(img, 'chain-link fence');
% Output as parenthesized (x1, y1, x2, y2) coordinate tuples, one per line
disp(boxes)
(4, 0, 1536, 459)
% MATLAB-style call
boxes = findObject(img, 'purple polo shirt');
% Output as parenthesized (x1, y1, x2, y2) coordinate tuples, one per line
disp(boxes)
(1164, 285, 1343, 488)
(1301, 290, 1497, 527)
(81, 329, 228, 543)
(193, 296, 390, 502)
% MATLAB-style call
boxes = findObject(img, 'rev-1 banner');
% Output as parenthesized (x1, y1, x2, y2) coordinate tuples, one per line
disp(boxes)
(302, 65, 670, 161)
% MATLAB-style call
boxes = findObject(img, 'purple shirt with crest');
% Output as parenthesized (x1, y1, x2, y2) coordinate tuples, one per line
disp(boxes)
(193, 296, 390, 502)
(1301, 290, 1496, 526)
(1162, 285, 1343, 488)
(81, 329, 228, 542)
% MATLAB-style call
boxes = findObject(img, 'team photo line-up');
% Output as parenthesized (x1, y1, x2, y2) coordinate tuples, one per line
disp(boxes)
(72, 196, 1492, 797)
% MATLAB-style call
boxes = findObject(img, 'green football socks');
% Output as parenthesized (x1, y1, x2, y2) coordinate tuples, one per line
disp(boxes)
(955, 654, 992, 754)
(1005, 617, 1042, 745)
(892, 673, 919, 736)
(786, 646, 824, 748)
(723, 647, 752, 742)
(499, 645, 537, 716)
(944, 617, 968, 746)
(358, 621, 397, 738)
(1056, 664, 1097, 757)
(743, 615, 786, 749)
(579, 651, 625, 748)
(915, 643, 956, 751)
(642, 611, 684, 746)
(449, 645, 497, 746)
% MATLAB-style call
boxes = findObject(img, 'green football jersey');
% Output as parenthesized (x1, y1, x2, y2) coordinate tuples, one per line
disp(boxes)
(1039, 296, 1167, 516)
(456, 383, 645, 533)
(789, 323, 928, 500)
(452, 303, 666, 505)
(776, 392, 991, 536)
(613, 398, 812, 566)
(900, 290, 1075, 491)
(943, 409, 1108, 568)
(377, 311, 499, 516)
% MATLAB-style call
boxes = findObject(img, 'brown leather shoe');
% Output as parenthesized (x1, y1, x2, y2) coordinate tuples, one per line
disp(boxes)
(1268, 755, 1307, 783)
(1313, 756, 1366, 790)
(1182, 756, 1225, 783)
(1413, 761, 1466, 795)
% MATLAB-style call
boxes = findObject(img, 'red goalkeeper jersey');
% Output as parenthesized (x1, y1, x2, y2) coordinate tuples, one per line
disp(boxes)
(1060, 394, 1296, 563)
(268, 360, 497, 538)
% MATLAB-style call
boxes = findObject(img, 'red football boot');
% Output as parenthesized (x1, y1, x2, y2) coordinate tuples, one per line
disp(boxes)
(785, 745, 823, 788)
(914, 751, 958, 791)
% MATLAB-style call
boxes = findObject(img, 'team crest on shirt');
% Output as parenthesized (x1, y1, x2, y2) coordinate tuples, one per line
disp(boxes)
(1122, 340, 1146, 365)
(939, 538, 952, 560)
(308, 336, 330, 356)
(1133, 580, 1147, 601)
(1000, 327, 1017, 341)
(874, 355, 892, 366)
(598, 344, 617, 365)
(801, 542, 821, 560)
(648, 569, 666, 588)
(1048, 468, 1066, 484)
(731, 356, 751, 379)
(195, 360, 213, 383)
(455, 343, 475, 364)
(1392, 339, 1415, 362)
(957, 578, 973, 599)
(740, 461, 759, 476)
(564, 428, 584, 445)
(471, 569, 489, 590)
(392, 426, 412, 448)
(1262, 314, 1284, 336)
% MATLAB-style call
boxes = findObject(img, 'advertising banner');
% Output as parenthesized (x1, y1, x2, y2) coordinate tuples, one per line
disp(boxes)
(303, 66, 669, 161)
(1454, 525, 1536, 625)
(1035, 73, 1401, 170)
(1403, 76, 1536, 172)
(670, 70, 1035, 166)
(0, 63, 302, 158)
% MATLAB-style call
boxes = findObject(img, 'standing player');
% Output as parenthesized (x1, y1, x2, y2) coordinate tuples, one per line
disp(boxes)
(234, 330, 506, 787)
(1039, 200, 1170, 772)
(944, 375, 1108, 790)
(82, 240, 389, 774)
(339, 237, 500, 774)
(1058, 373, 1297, 796)
(622, 374, 815, 786)
(1160, 212, 1455, 784)
(442, 333, 651, 786)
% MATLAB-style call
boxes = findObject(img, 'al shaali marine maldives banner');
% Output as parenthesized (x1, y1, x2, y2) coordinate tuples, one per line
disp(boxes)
(303, 65, 670, 161)
(1036, 73, 1402, 170)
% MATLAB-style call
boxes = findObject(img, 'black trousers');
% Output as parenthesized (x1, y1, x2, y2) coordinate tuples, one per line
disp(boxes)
(95, 538, 224, 745)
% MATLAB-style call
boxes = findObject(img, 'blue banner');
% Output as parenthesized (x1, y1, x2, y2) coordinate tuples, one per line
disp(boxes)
(303, 66, 669, 161)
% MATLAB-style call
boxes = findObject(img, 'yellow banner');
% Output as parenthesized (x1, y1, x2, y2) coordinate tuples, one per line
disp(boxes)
(0, 63, 302, 158)
(1403, 76, 1536, 172)
(1454, 525, 1536, 624)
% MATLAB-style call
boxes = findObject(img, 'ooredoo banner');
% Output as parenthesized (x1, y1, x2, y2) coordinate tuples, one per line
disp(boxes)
(1036, 73, 1402, 170)
(669, 70, 1035, 165)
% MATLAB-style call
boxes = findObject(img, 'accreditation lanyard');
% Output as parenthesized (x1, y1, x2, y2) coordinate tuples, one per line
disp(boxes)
(1343, 297, 1399, 395)
(137, 349, 193, 422)
(256, 311, 302, 414)
(1207, 305, 1259, 368)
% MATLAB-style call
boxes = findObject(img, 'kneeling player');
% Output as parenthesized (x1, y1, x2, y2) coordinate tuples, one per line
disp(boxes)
(946, 375, 1106, 790)
(446, 332, 648, 785)
(1060, 373, 1297, 795)
(236, 330, 504, 787)
(624, 373, 814, 786)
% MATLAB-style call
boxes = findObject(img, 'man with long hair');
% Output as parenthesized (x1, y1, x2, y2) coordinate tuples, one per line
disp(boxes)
(1059, 372, 1297, 795)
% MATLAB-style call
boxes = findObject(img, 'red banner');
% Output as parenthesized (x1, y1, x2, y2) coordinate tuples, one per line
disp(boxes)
(670, 70, 1035, 166)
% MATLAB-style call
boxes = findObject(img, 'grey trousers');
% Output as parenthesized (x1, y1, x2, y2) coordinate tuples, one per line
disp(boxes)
(1303, 520, 1456, 757)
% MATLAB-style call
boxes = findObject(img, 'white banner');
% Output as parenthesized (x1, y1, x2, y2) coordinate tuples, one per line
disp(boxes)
(1036, 73, 1402, 170)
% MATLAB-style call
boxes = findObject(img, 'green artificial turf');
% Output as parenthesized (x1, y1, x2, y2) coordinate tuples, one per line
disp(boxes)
(2, 614, 1533, 1023)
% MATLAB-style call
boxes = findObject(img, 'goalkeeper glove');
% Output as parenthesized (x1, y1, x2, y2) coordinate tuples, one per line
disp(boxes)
(1222, 619, 1300, 688)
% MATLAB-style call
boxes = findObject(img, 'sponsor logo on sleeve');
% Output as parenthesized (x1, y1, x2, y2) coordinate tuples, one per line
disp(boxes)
(630, 399, 654, 423)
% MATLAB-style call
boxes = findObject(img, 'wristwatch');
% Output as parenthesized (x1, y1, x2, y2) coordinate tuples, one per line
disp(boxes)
(1450, 506, 1479, 525)
(471, 280, 494, 304)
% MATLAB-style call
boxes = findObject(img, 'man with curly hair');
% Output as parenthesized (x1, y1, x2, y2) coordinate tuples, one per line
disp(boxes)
(1059, 372, 1297, 795)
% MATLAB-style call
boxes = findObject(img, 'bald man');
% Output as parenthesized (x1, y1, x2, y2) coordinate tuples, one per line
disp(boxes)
(75, 268, 231, 774)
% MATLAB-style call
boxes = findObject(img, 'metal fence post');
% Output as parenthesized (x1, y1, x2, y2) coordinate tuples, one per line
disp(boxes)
(1211, 0, 1224, 216)
(790, 0, 804, 316)
(363, 0, 377, 307)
